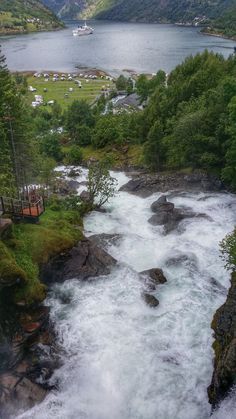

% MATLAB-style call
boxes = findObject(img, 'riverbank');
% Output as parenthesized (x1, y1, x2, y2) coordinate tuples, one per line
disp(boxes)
(0, 25, 64, 36)
(208, 271, 236, 407)
(201, 27, 236, 41)
(0, 185, 84, 413)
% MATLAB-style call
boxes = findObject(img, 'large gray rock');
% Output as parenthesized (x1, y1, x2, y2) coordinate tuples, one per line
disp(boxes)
(120, 171, 223, 197)
(89, 233, 122, 250)
(148, 195, 208, 233)
(148, 195, 184, 232)
(140, 268, 167, 285)
(142, 293, 159, 308)
(64, 240, 116, 280)
(208, 272, 236, 407)
(150, 196, 174, 213)
(41, 239, 116, 283)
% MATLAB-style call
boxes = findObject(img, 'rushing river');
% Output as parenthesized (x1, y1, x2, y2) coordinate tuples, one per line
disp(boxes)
(1, 22, 236, 75)
(14, 168, 236, 419)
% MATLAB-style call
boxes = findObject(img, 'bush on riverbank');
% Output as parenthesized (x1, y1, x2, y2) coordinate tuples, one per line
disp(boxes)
(221, 228, 236, 270)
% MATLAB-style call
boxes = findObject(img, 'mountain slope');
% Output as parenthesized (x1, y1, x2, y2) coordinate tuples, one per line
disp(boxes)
(42, 0, 116, 19)
(43, 0, 235, 22)
(0, 0, 64, 34)
(95, 0, 235, 23)
(204, 5, 236, 38)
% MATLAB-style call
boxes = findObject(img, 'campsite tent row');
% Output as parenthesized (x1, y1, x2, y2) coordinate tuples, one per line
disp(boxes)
(33, 72, 113, 81)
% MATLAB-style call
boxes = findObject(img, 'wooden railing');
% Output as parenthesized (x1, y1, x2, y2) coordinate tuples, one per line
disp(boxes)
(0, 196, 45, 218)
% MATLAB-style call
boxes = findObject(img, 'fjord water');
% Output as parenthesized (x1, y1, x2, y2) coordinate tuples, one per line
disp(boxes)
(16, 170, 236, 419)
(1, 21, 236, 75)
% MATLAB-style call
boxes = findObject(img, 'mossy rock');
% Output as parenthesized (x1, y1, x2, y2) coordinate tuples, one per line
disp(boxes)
(13, 280, 46, 306)
(0, 258, 27, 288)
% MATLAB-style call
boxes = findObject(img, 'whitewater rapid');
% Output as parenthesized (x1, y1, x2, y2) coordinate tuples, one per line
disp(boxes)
(16, 169, 236, 419)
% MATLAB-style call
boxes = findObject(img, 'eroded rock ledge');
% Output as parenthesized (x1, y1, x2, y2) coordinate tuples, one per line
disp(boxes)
(208, 272, 236, 407)
(120, 171, 223, 197)
(41, 238, 116, 283)
(0, 238, 116, 416)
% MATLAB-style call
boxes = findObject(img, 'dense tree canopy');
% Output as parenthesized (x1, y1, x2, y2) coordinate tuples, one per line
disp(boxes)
(0, 49, 37, 195)
(135, 51, 236, 188)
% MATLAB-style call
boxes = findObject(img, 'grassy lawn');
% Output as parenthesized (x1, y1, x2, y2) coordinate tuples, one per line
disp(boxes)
(26, 73, 115, 109)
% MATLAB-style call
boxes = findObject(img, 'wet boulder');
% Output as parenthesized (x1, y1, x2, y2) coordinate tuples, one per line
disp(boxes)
(67, 168, 81, 178)
(89, 233, 123, 250)
(150, 195, 174, 213)
(41, 239, 117, 283)
(142, 293, 159, 308)
(148, 195, 208, 234)
(119, 179, 142, 194)
(208, 272, 236, 407)
(120, 171, 223, 197)
(148, 195, 184, 232)
(63, 240, 117, 280)
(140, 268, 167, 286)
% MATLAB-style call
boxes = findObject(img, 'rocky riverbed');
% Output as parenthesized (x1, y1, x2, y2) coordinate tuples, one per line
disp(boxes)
(2, 167, 236, 418)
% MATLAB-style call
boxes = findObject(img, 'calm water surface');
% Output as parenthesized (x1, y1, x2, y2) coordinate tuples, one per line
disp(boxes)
(1, 21, 236, 74)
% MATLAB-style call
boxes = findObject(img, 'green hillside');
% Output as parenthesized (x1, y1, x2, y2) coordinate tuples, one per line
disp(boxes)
(95, 0, 234, 23)
(204, 6, 236, 38)
(42, 0, 236, 38)
(42, 0, 116, 20)
(43, 0, 234, 22)
(0, 0, 64, 35)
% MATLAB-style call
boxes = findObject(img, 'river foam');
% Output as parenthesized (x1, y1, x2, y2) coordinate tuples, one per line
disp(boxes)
(15, 170, 236, 419)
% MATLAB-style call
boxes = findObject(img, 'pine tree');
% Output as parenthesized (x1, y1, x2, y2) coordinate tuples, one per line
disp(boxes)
(0, 47, 36, 196)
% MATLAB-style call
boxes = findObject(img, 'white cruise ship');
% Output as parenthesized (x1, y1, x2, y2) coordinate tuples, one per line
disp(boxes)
(73, 22, 94, 36)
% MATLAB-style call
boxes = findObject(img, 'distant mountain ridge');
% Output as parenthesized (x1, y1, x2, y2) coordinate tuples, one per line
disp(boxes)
(42, 0, 235, 23)
(0, 0, 63, 34)
(96, 0, 236, 23)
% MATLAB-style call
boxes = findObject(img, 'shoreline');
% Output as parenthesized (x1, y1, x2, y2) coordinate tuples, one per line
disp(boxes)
(201, 28, 236, 42)
(0, 25, 65, 37)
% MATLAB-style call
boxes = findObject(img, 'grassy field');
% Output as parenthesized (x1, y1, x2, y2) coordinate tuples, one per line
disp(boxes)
(26, 73, 115, 109)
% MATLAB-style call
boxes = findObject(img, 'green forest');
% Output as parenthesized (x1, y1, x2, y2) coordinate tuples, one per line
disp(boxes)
(2, 49, 236, 197)
(206, 6, 236, 38)
(1, 48, 236, 303)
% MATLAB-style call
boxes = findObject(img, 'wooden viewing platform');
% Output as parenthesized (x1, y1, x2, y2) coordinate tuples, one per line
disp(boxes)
(0, 196, 45, 221)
